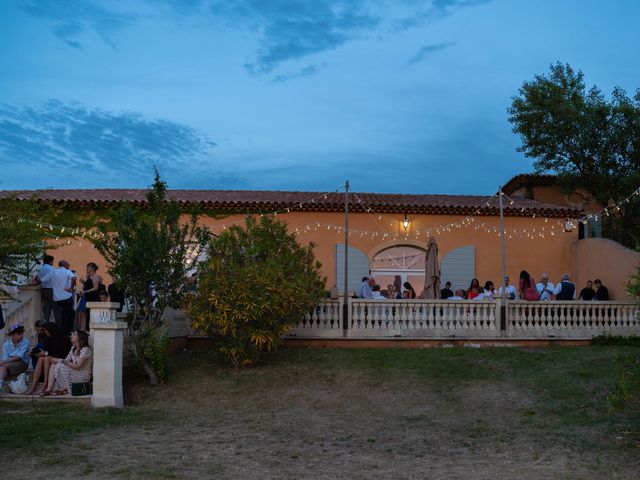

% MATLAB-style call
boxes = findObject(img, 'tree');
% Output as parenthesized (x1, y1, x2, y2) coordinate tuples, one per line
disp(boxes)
(508, 62, 640, 247)
(189, 216, 325, 368)
(0, 197, 48, 292)
(93, 170, 208, 385)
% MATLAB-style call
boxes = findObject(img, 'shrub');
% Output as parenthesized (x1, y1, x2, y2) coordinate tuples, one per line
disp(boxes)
(592, 334, 640, 346)
(189, 216, 325, 367)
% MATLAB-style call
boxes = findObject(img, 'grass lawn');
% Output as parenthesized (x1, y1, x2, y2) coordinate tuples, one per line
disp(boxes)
(2, 346, 639, 479)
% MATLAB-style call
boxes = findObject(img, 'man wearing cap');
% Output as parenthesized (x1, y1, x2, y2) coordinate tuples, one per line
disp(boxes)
(0, 324, 30, 392)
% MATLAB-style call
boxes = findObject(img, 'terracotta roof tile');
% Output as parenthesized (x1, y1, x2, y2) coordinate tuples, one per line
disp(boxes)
(0, 188, 580, 218)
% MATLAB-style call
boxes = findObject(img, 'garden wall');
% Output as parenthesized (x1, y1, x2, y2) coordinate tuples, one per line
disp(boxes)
(572, 238, 639, 300)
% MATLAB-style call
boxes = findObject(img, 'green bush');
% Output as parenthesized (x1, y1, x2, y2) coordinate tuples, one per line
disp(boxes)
(140, 327, 171, 383)
(592, 334, 640, 346)
(189, 216, 325, 367)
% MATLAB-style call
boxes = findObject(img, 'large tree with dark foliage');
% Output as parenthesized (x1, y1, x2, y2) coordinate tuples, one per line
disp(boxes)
(508, 62, 640, 247)
(93, 170, 208, 385)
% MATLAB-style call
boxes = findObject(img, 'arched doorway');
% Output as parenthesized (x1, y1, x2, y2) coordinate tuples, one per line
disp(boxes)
(371, 245, 426, 291)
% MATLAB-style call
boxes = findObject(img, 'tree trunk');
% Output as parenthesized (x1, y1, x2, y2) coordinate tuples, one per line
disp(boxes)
(128, 327, 160, 386)
(142, 358, 160, 386)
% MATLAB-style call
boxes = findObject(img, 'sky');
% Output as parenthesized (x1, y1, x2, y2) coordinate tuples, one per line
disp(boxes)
(0, 0, 638, 195)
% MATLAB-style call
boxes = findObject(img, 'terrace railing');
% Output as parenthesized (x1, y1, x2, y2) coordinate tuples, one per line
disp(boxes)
(349, 299, 498, 337)
(286, 297, 640, 339)
(506, 300, 640, 338)
(288, 299, 344, 338)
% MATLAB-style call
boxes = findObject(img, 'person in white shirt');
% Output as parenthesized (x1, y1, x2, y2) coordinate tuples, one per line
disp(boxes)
(38, 255, 56, 322)
(497, 276, 517, 299)
(448, 289, 465, 300)
(536, 273, 555, 301)
(358, 276, 375, 299)
(39, 260, 76, 335)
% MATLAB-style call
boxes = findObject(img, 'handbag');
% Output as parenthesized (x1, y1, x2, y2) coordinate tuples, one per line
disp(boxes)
(9, 373, 28, 394)
(71, 382, 93, 396)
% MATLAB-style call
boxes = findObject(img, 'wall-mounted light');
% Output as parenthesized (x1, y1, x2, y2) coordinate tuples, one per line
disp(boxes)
(402, 213, 410, 231)
(564, 219, 574, 232)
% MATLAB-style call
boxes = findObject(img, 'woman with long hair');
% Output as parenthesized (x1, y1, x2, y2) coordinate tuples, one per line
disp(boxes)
(42, 330, 92, 396)
(519, 270, 540, 301)
(25, 322, 71, 395)
(403, 281, 417, 299)
(467, 278, 481, 300)
(79, 262, 102, 331)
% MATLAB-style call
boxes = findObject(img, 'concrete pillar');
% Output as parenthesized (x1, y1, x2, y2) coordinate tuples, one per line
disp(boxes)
(89, 306, 126, 408)
(86, 301, 122, 325)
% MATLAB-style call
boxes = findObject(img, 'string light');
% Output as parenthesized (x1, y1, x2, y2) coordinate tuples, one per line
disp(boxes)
(8, 182, 590, 244)
(577, 186, 640, 225)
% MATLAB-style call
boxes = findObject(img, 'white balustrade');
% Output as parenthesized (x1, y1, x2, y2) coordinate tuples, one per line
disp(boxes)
(1, 285, 40, 339)
(286, 299, 343, 338)
(288, 298, 640, 339)
(506, 301, 640, 338)
(349, 299, 498, 338)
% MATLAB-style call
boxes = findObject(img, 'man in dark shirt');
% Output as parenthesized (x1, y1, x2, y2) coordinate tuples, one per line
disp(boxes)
(593, 279, 610, 301)
(441, 281, 454, 299)
(578, 280, 596, 301)
(107, 282, 126, 312)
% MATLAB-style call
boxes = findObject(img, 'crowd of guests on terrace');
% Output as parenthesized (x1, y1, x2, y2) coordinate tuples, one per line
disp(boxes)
(357, 272, 610, 302)
(37, 255, 124, 336)
(0, 255, 125, 396)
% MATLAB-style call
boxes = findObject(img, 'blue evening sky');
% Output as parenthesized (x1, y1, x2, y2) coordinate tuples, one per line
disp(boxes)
(0, 0, 638, 194)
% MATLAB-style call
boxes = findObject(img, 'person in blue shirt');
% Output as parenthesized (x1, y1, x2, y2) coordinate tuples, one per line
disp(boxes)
(0, 324, 30, 392)
(358, 276, 375, 299)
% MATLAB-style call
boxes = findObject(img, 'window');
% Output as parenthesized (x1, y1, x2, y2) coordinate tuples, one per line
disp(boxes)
(370, 245, 426, 291)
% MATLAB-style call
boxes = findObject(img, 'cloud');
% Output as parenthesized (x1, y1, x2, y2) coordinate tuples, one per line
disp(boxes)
(408, 42, 456, 64)
(18, 1, 490, 74)
(393, 0, 493, 31)
(18, 0, 135, 49)
(237, 2, 379, 75)
(270, 63, 328, 84)
(0, 100, 217, 176)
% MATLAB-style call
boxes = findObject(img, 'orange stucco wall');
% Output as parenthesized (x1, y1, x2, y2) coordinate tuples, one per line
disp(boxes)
(47, 210, 578, 292)
(571, 238, 640, 300)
